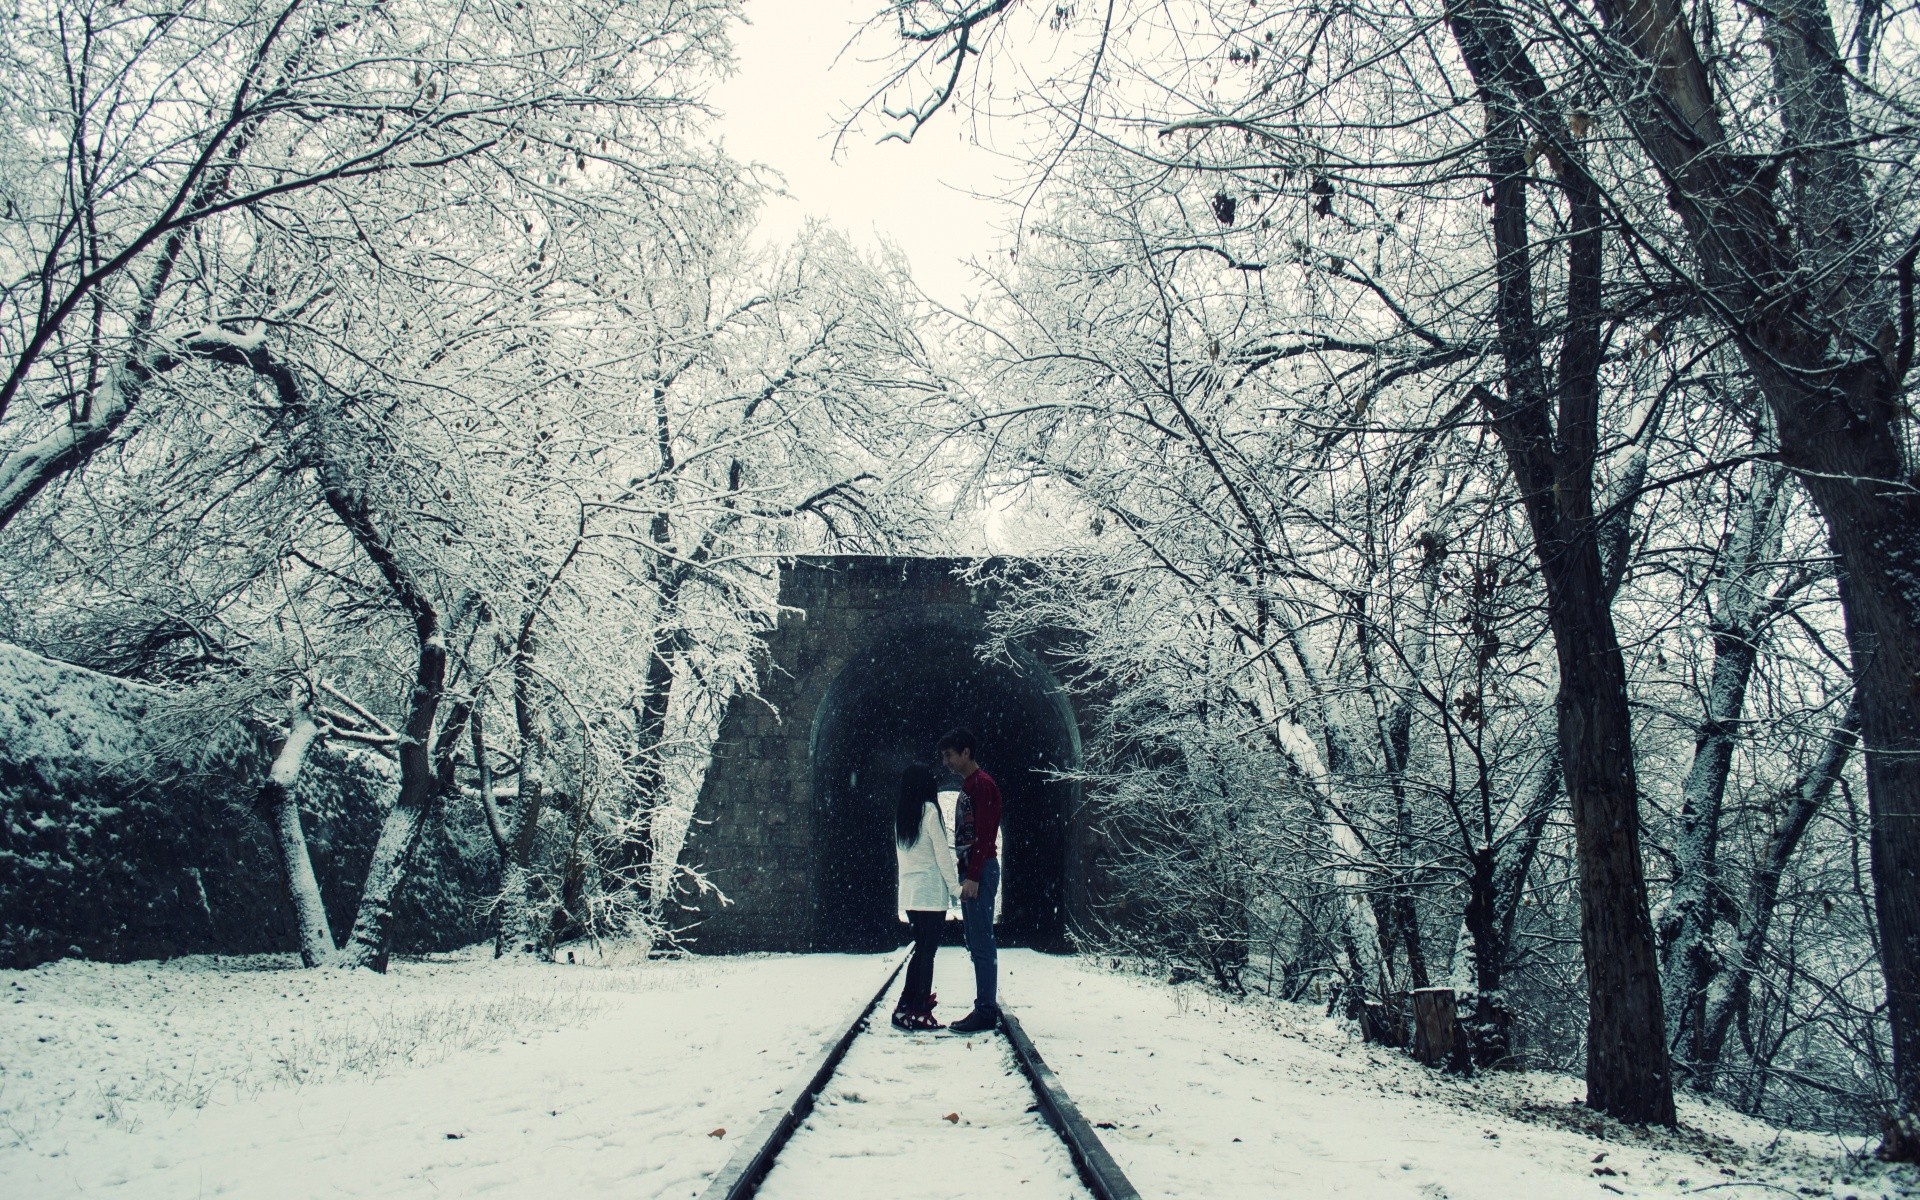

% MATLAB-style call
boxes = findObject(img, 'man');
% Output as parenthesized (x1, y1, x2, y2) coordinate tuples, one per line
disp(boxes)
(938, 726, 1001, 1033)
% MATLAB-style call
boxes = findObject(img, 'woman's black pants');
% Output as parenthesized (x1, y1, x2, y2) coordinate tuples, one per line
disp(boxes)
(902, 910, 944, 1011)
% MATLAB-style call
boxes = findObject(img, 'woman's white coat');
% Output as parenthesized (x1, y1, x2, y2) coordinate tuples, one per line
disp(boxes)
(896, 802, 960, 912)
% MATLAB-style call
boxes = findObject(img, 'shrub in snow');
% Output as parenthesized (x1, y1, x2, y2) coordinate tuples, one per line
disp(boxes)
(0, 644, 493, 967)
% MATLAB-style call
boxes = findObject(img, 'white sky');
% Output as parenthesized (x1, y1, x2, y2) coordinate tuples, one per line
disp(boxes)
(709, 2, 1095, 553)
(709, 0, 1030, 308)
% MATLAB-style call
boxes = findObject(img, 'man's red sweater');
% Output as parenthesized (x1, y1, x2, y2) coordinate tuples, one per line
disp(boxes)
(955, 767, 1003, 882)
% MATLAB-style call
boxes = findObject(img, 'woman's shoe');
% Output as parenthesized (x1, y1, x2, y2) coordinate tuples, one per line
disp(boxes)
(902, 1010, 944, 1031)
(889, 1004, 914, 1031)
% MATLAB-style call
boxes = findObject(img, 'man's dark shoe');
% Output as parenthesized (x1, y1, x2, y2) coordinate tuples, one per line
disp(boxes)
(947, 1007, 999, 1034)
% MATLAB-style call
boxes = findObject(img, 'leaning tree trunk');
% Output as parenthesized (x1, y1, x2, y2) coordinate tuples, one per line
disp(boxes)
(1696, 705, 1860, 1086)
(336, 629, 447, 973)
(1267, 630, 1395, 1009)
(1584, 0, 1920, 1151)
(257, 698, 335, 967)
(336, 697, 470, 973)
(1266, 713, 1392, 1010)
(1661, 465, 1798, 1078)
(1446, 0, 1675, 1122)
(321, 472, 451, 974)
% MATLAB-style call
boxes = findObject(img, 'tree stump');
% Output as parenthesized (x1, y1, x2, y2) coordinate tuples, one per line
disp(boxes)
(1412, 987, 1459, 1068)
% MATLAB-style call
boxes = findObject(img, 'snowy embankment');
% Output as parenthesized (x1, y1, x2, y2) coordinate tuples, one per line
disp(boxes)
(1005, 951, 1914, 1200)
(1, 949, 897, 1198)
(3, 948, 1911, 1199)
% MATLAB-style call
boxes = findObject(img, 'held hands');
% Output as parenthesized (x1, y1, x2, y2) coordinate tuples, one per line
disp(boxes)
(960, 879, 979, 901)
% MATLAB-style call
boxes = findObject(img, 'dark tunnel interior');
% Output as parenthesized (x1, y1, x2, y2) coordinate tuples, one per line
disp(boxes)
(809, 624, 1079, 953)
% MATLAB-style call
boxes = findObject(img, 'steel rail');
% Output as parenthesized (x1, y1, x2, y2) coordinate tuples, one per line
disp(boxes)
(697, 956, 1144, 1200)
(1001, 1007, 1144, 1200)
(696, 950, 909, 1200)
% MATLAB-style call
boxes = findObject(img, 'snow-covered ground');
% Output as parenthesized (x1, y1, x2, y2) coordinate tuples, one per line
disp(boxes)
(1, 948, 899, 1198)
(1005, 951, 1914, 1200)
(758, 951, 1087, 1200)
(2, 946, 1910, 1199)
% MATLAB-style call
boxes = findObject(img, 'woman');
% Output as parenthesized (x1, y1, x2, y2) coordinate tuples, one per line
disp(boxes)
(893, 763, 960, 1031)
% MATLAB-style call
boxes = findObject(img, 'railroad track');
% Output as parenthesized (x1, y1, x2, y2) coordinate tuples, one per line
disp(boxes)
(697, 952, 1142, 1200)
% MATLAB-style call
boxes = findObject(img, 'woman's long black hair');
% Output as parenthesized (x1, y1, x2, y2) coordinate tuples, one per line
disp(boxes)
(896, 763, 939, 846)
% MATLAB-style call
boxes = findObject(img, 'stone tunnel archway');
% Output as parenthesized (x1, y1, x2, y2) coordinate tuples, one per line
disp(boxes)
(808, 623, 1081, 952)
(677, 557, 1097, 953)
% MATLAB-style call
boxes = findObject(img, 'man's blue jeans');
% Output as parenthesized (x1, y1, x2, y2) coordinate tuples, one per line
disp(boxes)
(961, 857, 1000, 1012)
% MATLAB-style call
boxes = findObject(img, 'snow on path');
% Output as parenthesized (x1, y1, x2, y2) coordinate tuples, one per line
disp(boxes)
(1003, 950, 1905, 1200)
(757, 951, 1088, 1200)
(1, 950, 897, 1199)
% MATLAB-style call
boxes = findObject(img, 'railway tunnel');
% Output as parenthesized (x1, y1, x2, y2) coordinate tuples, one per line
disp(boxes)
(677, 557, 1095, 954)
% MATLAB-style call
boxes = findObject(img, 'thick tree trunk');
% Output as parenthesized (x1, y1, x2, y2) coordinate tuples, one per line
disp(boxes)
(257, 702, 334, 967)
(1585, 0, 1919, 1149)
(1800, 464, 1920, 1153)
(1543, 567, 1674, 1121)
(1412, 988, 1466, 1070)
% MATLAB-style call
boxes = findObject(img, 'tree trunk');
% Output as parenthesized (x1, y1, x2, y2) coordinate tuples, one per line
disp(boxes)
(1446, 0, 1675, 1122)
(1696, 705, 1861, 1085)
(1274, 716, 1392, 1005)
(1802, 476, 1920, 1156)
(1584, 0, 1920, 1149)
(497, 621, 551, 958)
(625, 628, 676, 909)
(1358, 576, 1435, 992)
(1662, 466, 1791, 1078)
(257, 701, 334, 967)
(1544, 566, 1674, 1121)
(319, 470, 450, 974)
(470, 703, 510, 866)
(1412, 988, 1466, 1070)
(1452, 756, 1560, 1067)
(336, 632, 448, 973)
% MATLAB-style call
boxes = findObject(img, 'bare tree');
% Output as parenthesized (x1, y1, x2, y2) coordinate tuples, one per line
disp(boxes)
(0, 0, 737, 530)
(1571, 0, 1920, 1151)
